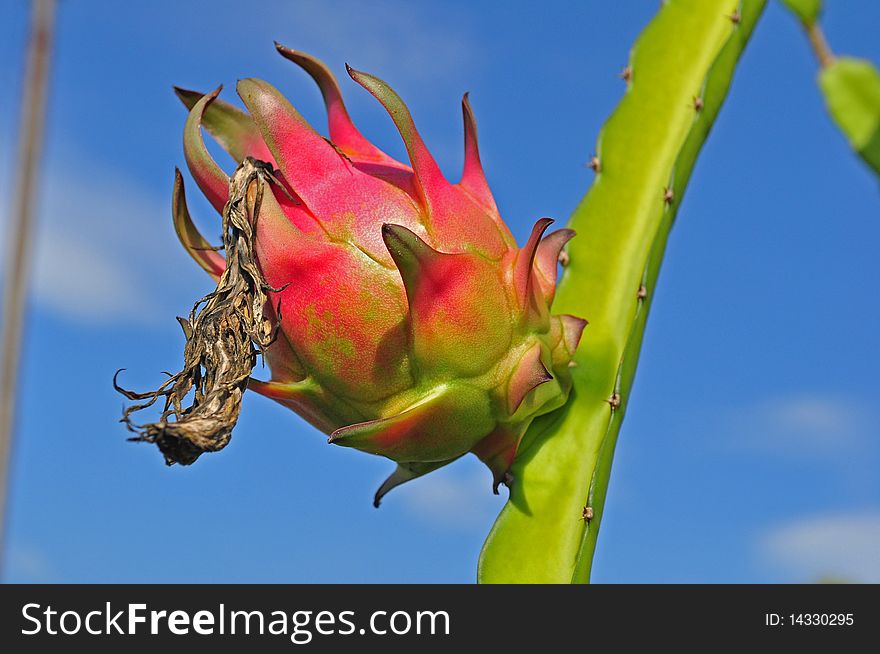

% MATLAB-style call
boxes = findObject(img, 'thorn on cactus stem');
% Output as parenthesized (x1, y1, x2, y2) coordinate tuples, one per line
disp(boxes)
(607, 393, 621, 411)
(728, 11, 741, 25)
(568, 360, 577, 368)
(663, 186, 674, 205)
(637, 284, 648, 300)
(558, 249, 570, 267)
(620, 66, 633, 83)
(586, 155, 601, 173)
(582, 505, 594, 523)
(693, 96, 704, 112)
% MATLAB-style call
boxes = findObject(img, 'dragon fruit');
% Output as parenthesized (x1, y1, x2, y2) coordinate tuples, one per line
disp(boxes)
(170, 44, 586, 504)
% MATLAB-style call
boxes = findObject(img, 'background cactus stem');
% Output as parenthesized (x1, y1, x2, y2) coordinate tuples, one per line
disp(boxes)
(115, 158, 280, 465)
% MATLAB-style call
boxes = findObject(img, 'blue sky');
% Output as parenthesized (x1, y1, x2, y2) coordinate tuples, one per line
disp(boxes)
(1, 0, 878, 583)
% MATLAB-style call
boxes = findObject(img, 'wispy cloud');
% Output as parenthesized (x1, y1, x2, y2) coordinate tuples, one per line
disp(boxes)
(722, 393, 876, 459)
(284, 0, 478, 82)
(0, 153, 206, 326)
(399, 462, 503, 531)
(30, 223, 157, 324)
(760, 510, 880, 582)
(4, 543, 57, 583)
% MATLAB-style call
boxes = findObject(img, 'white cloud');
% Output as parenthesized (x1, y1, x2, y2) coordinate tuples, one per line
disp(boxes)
(285, 0, 477, 82)
(399, 461, 503, 531)
(4, 543, 57, 583)
(766, 396, 866, 446)
(0, 155, 207, 326)
(29, 224, 155, 323)
(724, 393, 875, 458)
(760, 511, 880, 582)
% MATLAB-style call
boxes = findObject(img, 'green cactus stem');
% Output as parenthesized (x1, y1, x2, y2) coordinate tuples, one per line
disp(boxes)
(478, 0, 767, 584)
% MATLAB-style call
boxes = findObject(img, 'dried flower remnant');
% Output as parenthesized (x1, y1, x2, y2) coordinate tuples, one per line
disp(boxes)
(116, 159, 282, 465)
